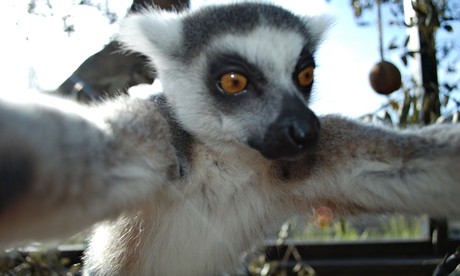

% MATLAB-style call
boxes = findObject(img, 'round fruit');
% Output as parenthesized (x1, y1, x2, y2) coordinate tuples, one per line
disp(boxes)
(369, 61, 402, 95)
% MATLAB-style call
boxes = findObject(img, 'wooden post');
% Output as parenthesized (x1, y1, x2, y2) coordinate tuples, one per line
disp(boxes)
(404, 0, 441, 124)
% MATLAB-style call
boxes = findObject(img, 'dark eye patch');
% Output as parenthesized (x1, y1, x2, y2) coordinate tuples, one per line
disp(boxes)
(207, 53, 267, 98)
(293, 46, 316, 96)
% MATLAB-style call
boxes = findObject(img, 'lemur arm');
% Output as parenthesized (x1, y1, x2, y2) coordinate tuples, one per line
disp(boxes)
(0, 94, 174, 246)
(295, 115, 460, 218)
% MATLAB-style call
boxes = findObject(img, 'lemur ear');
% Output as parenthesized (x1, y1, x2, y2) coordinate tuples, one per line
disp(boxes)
(301, 14, 334, 51)
(118, 10, 183, 64)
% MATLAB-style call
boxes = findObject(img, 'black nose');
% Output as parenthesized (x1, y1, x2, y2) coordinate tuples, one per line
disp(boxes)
(289, 120, 317, 147)
(248, 105, 320, 160)
(281, 112, 320, 152)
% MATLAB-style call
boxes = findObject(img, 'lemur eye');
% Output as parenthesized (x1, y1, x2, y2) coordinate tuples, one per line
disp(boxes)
(218, 72, 248, 95)
(297, 66, 314, 87)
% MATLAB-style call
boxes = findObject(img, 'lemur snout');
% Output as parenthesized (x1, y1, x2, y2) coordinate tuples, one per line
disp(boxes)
(289, 120, 316, 146)
(248, 98, 320, 160)
(278, 110, 320, 156)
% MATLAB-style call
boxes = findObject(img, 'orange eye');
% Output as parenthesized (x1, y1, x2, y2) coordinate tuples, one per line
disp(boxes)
(219, 72, 248, 95)
(297, 66, 314, 87)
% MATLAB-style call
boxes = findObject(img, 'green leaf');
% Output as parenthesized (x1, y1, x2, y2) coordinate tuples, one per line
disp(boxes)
(447, 66, 457, 73)
(389, 100, 400, 111)
(403, 35, 410, 47)
(384, 111, 393, 124)
(443, 24, 453, 32)
(399, 91, 411, 127)
(443, 83, 457, 93)
(410, 94, 420, 124)
(442, 94, 450, 107)
(388, 43, 398, 50)
(407, 51, 417, 57)
(401, 55, 408, 66)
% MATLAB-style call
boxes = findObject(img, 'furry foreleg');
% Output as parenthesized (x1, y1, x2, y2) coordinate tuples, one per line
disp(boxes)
(0, 94, 174, 246)
(296, 115, 460, 218)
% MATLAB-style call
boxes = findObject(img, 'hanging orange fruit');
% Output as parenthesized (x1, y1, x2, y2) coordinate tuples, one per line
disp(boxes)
(369, 60, 402, 95)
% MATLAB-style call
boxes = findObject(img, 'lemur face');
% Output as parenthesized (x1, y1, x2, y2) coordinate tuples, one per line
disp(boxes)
(119, 3, 330, 160)
(200, 28, 320, 160)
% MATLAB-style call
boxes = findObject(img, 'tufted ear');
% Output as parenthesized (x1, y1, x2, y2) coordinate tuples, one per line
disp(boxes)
(301, 14, 334, 52)
(117, 9, 184, 65)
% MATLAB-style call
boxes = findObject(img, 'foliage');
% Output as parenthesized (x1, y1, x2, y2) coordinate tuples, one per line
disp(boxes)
(247, 214, 425, 275)
(0, 231, 88, 275)
(352, 0, 460, 126)
(27, 0, 121, 36)
(0, 249, 81, 275)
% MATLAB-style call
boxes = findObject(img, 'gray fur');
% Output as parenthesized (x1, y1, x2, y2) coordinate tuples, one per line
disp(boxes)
(0, 2, 459, 275)
(181, 3, 314, 59)
(0, 146, 35, 212)
(151, 94, 193, 177)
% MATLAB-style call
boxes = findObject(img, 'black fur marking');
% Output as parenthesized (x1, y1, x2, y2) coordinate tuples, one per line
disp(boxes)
(208, 53, 267, 97)
(205, 53, 267, 113)
(272, 155, 317, 183)
(150, 94, 193, 178)
(293, 48, 316, 97)
(0, 147, 35, 212)
(181, 3, 312, 59)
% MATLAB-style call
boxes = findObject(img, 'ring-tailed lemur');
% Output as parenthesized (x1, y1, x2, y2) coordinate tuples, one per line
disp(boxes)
(0, 2, 460, 275)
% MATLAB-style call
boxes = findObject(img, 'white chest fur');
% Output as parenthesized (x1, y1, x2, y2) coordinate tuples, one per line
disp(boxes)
(85, 145, 279, 275)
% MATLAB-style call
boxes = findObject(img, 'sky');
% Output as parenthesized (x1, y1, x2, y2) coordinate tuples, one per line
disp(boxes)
(0, 0, 457, 118)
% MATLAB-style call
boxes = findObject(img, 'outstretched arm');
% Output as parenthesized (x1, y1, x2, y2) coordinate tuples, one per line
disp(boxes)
(0, 94, 174, 246)
(293, 115, 460, 218)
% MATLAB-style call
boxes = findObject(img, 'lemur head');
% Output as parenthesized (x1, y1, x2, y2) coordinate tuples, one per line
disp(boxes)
(119, 2, 330, 160)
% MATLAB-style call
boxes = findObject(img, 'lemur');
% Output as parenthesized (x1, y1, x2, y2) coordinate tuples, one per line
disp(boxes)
(0, 2, 459, 275)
